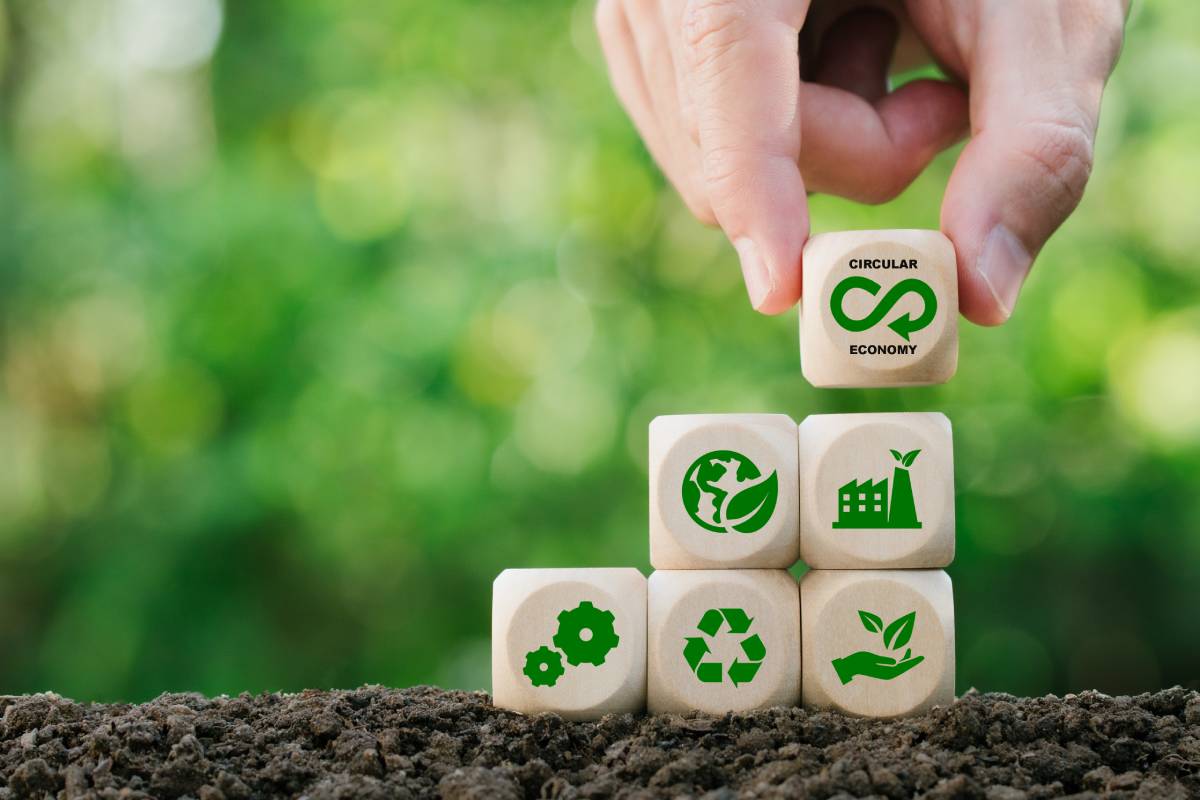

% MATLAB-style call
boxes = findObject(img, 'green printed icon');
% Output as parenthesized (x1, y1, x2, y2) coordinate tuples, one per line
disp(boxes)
(830, 276, 937, 341)
(682, 450, 778, 534)
(523, 601, 619, 688)
(523, 646, 565, 687)
(833, 610, 923, 685)
(554, 601, 620, 666)
(834, 449, 922, 530)
(683, 607, 765, 687)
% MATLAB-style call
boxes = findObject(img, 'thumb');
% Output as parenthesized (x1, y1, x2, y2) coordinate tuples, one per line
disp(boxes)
(941, 10, 1123, 325)
(682, 0, 810, 314)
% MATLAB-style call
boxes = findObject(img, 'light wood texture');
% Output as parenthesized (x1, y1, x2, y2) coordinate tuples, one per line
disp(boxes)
(799, 412, 955, 569)
(801, 569, 954, 718)
(800, 229, 958, 387)
(649, 414, 800, 570)
(647, 570, 800, 714)
(492, 568, 646, 720)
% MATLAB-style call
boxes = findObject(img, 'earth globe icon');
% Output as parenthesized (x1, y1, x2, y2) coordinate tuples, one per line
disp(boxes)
(681, 450, 778, 534)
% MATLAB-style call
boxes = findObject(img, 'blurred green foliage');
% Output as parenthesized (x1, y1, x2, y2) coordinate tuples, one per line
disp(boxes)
(0, 0, 1198, 702)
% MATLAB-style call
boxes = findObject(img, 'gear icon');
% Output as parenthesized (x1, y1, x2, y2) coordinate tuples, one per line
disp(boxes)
(552, 601, 620, 667)
(523, 646, 565, 687)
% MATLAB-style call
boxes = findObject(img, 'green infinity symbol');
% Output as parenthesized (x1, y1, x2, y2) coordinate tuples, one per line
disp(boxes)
(829, 276, 938, 342)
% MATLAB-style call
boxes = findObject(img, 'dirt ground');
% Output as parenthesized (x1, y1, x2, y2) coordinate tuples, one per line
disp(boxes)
(1, 686, 1197, 799)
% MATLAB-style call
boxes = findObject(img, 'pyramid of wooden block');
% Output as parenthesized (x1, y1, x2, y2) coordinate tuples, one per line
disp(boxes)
(492, 410, 956, 720)
(492, 228, 959, 720)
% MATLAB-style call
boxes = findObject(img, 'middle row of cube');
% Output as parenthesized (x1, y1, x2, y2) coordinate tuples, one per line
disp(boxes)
(652, 412, 954, 570)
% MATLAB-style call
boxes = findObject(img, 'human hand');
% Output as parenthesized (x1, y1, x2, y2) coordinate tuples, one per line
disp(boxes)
(595, 0, 1127, 322)
(832, 650, 924, 684)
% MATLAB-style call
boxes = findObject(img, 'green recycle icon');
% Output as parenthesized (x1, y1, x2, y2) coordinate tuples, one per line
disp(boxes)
(683, 607, 765, 687)
(523, 601, 620, 688)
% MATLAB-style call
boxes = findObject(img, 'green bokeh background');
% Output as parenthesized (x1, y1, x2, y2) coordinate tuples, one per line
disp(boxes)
(0, 1, 1197, 703)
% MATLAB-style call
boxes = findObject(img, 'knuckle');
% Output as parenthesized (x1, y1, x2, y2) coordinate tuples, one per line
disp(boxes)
(1014, 118, 1095, 211)
(858, 184, 904, 206)
(683, 0, 747, 59)
(854, 171, 912, 206)
(699, 143, 749, 197)
(808, 155, 914, 206)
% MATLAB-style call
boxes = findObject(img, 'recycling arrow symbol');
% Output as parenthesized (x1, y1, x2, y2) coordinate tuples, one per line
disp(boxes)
(683, 607, 766, 687)
(829, 276, 938, 342)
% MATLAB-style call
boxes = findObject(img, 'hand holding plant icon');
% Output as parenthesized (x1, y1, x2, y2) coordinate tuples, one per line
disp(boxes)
(832, 610, 924, 685)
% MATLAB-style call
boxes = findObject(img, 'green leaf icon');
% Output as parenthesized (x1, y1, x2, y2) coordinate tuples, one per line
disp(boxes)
(724, 471, 779, 534)
(901, 449, 921, 468)
(883, 611, 915, 650)
(890, 449, 902, 462)
(858, 610, 883, 633)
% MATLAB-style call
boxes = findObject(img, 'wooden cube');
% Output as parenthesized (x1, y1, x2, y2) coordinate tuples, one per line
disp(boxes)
(647, 569, 800, 714)
(800, 229, 958, 387)
(799, 412, 954, 569)
(801, 569, 954, 718)
(649, 414, 800, 570)
(492, 568, 646, 720)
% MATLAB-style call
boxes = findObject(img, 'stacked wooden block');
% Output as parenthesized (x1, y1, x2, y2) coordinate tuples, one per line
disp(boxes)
(493, 230, 960, 720)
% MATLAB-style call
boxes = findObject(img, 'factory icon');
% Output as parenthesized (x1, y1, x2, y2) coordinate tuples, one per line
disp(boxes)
(833, 449, 922, 530)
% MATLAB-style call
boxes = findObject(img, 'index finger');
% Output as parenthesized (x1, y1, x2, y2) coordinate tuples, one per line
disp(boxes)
(682, 0, 811, 314)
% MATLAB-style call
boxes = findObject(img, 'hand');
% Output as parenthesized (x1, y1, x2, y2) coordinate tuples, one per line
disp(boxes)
(832, 650, 924, 684)
(595, 0, 1127, 322)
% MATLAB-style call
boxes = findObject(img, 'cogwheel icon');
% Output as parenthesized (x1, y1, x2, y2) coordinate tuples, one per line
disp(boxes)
(552, 601, 620, 667)
(523, 646, 565, 687)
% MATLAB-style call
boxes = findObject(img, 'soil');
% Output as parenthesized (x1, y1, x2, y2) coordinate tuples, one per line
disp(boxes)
(1, 686, 1198, 799)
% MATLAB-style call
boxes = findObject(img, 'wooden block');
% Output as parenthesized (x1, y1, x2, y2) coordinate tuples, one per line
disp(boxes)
(492, 568, 646, 720)
(801, 569, 954, 718)
(649, 414, 800, 570)
(647, 569, 800, 714)
(800, 229, 958, 387)
(799, 412, 954, 569)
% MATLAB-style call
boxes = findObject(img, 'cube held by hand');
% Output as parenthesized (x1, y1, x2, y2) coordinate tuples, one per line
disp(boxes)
(801, 229, 958, 388)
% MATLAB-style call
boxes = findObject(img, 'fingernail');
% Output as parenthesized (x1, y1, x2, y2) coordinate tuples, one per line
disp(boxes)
(976, 225, 1033, 321)
(734, 237, 774, 311)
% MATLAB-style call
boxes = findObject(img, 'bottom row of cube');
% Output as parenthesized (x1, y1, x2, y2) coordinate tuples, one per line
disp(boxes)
(492, 568, 954, 721)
